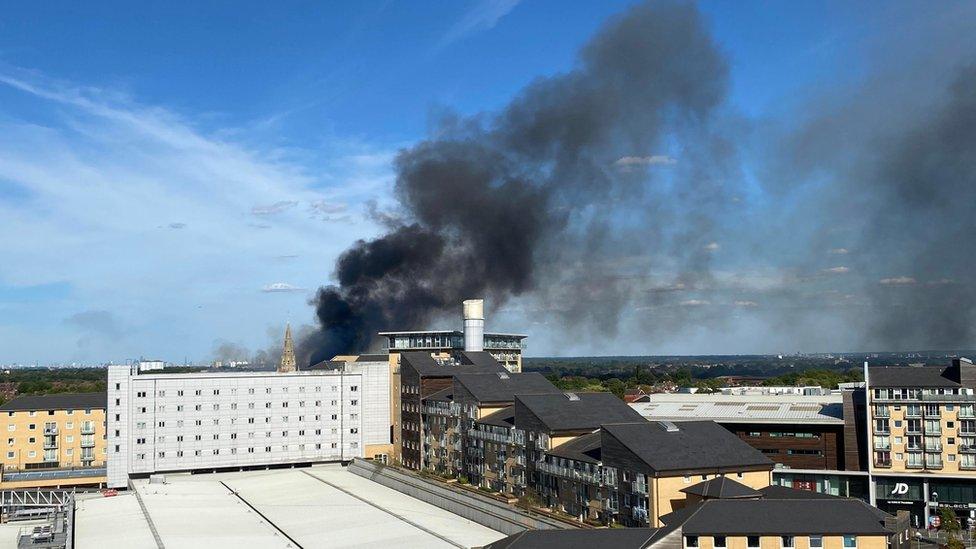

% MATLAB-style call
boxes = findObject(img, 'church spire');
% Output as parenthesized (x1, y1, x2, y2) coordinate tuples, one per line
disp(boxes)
(278, 323, 297, 373)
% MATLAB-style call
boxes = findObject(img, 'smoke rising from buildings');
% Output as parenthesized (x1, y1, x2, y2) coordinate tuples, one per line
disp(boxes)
(303, 0, 976, 361)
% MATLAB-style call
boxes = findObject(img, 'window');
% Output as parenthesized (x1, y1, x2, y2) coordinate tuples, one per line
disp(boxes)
(684, 536, 699, 548)
(843, 536, 857, 548)
(714, 537, 726, 549)
(782, 536, 794, 548)
(747, 536, 761, 549)
(810, 536, 823, 548)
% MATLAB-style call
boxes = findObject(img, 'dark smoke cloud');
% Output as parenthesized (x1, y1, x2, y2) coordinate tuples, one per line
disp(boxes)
(305, 0, 737, 364)
(305, 0, 976, 359)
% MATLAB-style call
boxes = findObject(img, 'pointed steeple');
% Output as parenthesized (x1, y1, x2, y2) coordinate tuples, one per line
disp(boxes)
(278, 323, 297, 373)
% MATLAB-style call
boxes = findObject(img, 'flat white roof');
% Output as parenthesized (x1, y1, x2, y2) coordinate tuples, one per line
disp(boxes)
(630, 393, 845, 425)
(75, 465, 504, 549)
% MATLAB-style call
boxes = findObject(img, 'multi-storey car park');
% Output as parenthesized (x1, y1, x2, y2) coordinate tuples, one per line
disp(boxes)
(106, 359, 391, 488)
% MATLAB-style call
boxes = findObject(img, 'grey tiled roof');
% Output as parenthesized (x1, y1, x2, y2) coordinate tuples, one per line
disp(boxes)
(400, 351, 505, 376)
(475, 406, 516, 428)
(670, 498, 891, 535)
(0, 392, 106, 411)
(868, 365, 960, 387)
(547, 431, 602, 464)
(483, 528, 662, 549)
(601, 421, 773, 473)
(515, 392, 644, 432)
(681, 477, 763, 499)
(454, 372, 559, 404)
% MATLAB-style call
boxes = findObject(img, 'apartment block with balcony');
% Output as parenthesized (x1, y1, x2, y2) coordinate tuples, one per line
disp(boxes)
(0, 393, 107, 489)
(866, 357, 976, 527)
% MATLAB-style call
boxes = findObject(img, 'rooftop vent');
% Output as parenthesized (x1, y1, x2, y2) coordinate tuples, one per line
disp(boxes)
(565, 392, 580, 401)
(496, 372, 510, 380)
(658, 420, 680, 432)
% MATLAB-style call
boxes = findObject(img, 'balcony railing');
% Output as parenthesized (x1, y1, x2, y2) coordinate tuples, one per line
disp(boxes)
(874, 460, 892, 468)
(80, 426, 95, 435)
(925, 442, 943, 452)
(43, 426, 58, 435)
(42, 440, 57, 450)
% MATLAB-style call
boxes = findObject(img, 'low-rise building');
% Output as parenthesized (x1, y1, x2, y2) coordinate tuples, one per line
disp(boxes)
(485, 481, 909, 549)
(631, 392, 870, 500)
(0, 392, 107, 489)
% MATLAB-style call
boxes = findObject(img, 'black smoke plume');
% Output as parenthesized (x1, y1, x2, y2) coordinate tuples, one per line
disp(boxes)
(304, 0, 976, 360)
(304, 0, 734, 364)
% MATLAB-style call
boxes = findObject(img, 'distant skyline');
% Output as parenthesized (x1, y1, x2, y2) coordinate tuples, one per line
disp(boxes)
(1, 1, 974, 363)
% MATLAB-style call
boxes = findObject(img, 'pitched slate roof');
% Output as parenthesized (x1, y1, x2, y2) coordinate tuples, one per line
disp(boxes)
(483, 528, 661, 549)
(399, 351, 506, 376)
(515, 392, 644, 432)
(454, 372, 559, 404)
(476, 406, 516, 428)
(868, 365, 960, 387)
(668, 498, 891, 535)
(0, 392, 106, 411)
(681, 477, 763, 499)
(547, 431, 602, 464)
(601, 421, 773, 473)
(457, 351, 505, 368)
(759, 484, 838, 500)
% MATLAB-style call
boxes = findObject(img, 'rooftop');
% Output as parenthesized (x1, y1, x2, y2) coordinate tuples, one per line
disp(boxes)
(454, 372, 559, 404)
(400, 351, 507, 377)
(681, 477, 763, 499)
(483, 528, 662, 549)
(630, 394, 845, 425)
(0, 392, 106, 412)
(665, 498, 891, 535)
(378, 330, 527, 338)
(515, 392, 644, 432)
(74, 465, 505, 549)
(601, 421, 774, 474)
(547, 431, 602, 464)
(475, 406, 516, 428)
(868, 364, 961, 388)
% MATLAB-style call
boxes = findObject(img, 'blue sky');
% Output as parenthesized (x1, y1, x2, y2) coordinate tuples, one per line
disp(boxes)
(0, 1, 959, 363)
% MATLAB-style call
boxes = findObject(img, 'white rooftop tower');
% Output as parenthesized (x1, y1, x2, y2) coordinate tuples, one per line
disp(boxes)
(462, 299, 484, 352)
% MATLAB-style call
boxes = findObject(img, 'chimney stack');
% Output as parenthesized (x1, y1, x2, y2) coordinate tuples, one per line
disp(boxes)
(462, 299, 484, 352)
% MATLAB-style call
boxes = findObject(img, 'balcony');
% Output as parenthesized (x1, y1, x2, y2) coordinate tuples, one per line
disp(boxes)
(874, 460, 892, 468)
(906, 461, 925, 470)
(42, 440, 58, 450)
(960, 462, 976, 471)
(80, 439, 95, 448)
(925, 460, 944, 470)
(43, 426, 58, 435)
(924, 442, 943, 452)
(80, 426, 95, 435)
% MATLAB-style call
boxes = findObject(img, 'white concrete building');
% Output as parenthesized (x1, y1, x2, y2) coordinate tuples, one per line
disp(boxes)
(107, 362, 391, 488)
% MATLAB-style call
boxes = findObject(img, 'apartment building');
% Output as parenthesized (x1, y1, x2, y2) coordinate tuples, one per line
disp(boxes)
(866, 357, 976, 527)
(399, 350, 508, 470)
(106, 360, 390, 488)
(0, 393, 107, 489)
(486, 481, 908, 549)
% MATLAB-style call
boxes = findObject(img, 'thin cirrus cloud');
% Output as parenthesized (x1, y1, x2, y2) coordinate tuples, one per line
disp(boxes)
(879, 276, 917, 286)
(262, 283, 306, 293)
(435, 0, 521, 51)
(0, 68, 392, 363)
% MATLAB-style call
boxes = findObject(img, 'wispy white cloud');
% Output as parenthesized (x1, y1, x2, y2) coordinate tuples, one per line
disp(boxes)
(879, 276, 916, 286)
(734, 300, 759, 307)
(262, 283, 306, 293)
(614, 155, 677, 168)
(828, 247, 849, 255)
(823, 266, 850, 274)
(0, 68, 393, 362)
(680, 299, 711, 306)
(436, 0, 520, 51)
